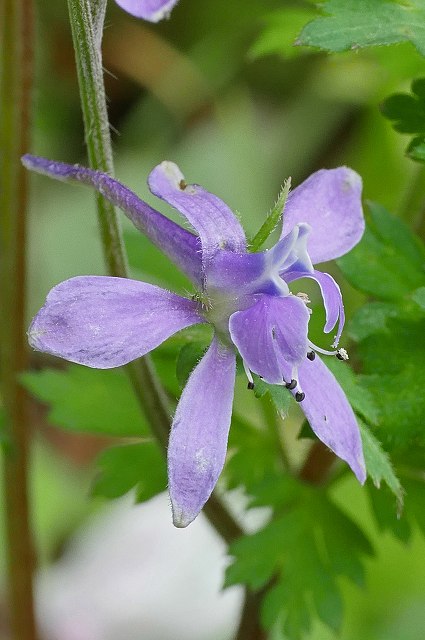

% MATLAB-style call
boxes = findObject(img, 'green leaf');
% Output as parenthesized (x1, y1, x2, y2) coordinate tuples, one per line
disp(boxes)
(359, 317, 425, 452)
(324, 358, 380, 426)
(297, 0, 425, 57)
(253, 375, 292, 418)
(359, 420, 404, 509)
(250, 178, 291, 252)
(407, 134, 425, 161)
(367, 484, 411, 543)
(337, 202, 425, 300)
(92, 442, 166, 502)
(225, 415, 281, 494)
(412, 285, 425, 309)
(226, 483, 372, 639)
(22, 365, 148, 437)
(176, 342, 207, 389)
(249, 7, 318, 60)
(381, 77, 425, 163)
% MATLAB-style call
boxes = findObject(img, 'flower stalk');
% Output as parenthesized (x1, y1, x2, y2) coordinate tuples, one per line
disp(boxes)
(66, 0, 242, 544)
(0, 0, 37, 638)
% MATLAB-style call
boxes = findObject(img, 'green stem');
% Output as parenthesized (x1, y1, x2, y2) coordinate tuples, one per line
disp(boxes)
(67, 0, 241, 546)
(0, 0, 37, 639)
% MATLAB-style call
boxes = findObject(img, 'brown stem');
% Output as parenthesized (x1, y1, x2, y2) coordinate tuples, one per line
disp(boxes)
(0, 0, 37, 638)
(299, 441, 336, 485)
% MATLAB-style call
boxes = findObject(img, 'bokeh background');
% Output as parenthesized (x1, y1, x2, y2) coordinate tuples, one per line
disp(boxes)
(1, 1, 425, 638)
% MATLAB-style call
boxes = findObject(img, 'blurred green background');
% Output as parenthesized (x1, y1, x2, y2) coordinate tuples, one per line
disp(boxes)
(2, 1, 425, 638)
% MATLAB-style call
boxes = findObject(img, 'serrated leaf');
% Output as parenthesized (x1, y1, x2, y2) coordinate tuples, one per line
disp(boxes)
(226, 485, 372, 639)
(359, 420, 404, 509)
(381, 77, 425, 163)
(359, 317, 425, 452)
(297, 0, 425, 57)
(92, 442, 166, 502)
(337, 202, 425, 300)
(22, 365, 147, 437)
(324, 358, 380, 426)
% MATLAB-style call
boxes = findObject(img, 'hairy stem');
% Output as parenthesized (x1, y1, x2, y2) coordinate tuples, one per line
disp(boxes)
(67, 0, 241, 545)
(0, 0, 37, 638)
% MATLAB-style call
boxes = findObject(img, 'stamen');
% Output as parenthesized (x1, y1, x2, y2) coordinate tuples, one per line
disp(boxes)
(296, 292, 311, 304)
(307, 350, 315, 361)
(295, 391, 305, 402)
(285, 379, 297, 390)
(308, 339, 337, 357)
(243, 360, 255, 390)
(336, 348, 349, 361)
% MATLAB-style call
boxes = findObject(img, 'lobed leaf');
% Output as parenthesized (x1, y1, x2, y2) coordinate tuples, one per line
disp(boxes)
(21, 365, 148, 437)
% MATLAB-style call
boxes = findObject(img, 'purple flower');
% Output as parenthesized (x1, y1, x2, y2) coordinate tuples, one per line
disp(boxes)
(114, 0, 180, 22)
(22, 154, 366, 527)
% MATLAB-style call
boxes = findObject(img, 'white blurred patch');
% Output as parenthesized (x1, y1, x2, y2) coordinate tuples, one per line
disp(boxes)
(36, 492, 244, 640)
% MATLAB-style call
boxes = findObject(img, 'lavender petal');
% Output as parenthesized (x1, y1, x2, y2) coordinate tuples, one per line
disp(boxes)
(298, 356, 366, 483)
(168, 337, 236, 528)
(29, 276, 203, 368)
(229, 294, 310, 384)
(148, 162, 247, 262)
(281, 167, 364, 264)
(114, 0, 179, 22)
(285, 269, 345, 347)
(21, 155, 202, 284)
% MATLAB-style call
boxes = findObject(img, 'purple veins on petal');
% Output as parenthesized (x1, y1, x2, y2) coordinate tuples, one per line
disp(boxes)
(281, 167, 364, 264)
(229, 294, 310, 385)
(168, 337, 236, 528)
(148, 161, 247, 261)
(28, 276, 204, 368)
(21, 155, 202, 285)
(296, 355, 366, 483)
(114, 0, 180, 22)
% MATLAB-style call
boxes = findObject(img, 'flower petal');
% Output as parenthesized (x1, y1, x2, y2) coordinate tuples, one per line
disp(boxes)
(206, 224, 312, 296)
(29, 276, 203, 368)
(114, 0, 179, 22)
(285, 269, 345, 347)
(148, 162, 247, 262)
(168, 337, 236, 528)
(229, 294, 310, 384)
(297, 356, 366, 483)
(281, 167, 364, 264)
(21, 155, 202, 284)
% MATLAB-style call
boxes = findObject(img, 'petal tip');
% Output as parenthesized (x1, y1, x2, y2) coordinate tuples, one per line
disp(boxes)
(171, 503, 197, 529)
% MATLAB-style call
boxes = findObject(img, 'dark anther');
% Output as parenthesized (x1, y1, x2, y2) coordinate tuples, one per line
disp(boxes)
(336, 352, 344, 360)
(285, 379, 297, 390)
(179, 179, 187, 190)
(295, 391, 305, 402)
(247, 381, 255, 390)
(307, 351, 316, 361)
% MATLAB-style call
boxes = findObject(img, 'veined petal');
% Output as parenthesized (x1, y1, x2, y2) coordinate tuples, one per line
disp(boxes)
(21, 155, 202, 285)
(281, 167, 364, 264)
(148, 162, 247, 262)
(297, 356, 366, 483)
(229, 294, 310, 384)
(29, 276, 203, 368)
(115, 0, 179, 21)
(206, 224, 312, 297)
(285, 269, 345, 347)
(168, 337, 236, 528)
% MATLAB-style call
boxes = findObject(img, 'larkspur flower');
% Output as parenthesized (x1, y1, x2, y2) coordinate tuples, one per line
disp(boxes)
(22, 154, 366, 527)
(114, 0, 180, 22)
